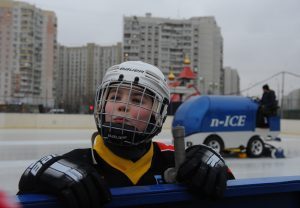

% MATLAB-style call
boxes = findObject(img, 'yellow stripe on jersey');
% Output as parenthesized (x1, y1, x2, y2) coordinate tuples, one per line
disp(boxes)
(93, 135, 153, 185)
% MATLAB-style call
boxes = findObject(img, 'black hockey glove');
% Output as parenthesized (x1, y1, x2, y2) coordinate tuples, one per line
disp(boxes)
(176, 145, 232, 199)
(18, 154, 111, 208)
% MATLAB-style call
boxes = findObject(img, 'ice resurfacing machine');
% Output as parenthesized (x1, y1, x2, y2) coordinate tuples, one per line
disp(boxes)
(172, 95, 282, 157)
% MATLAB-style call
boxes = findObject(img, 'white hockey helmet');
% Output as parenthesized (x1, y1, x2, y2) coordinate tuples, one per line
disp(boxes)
(94, 61, 170, 146)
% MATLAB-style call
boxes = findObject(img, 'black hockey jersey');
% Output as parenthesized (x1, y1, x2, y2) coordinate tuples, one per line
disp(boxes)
(63, 135, 175, 187)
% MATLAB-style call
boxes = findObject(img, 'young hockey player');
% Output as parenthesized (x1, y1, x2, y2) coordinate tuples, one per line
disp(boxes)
(18, 61, 234, 208)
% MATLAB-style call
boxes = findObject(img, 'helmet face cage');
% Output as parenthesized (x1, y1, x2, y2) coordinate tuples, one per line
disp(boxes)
(95, 80, 166, 146)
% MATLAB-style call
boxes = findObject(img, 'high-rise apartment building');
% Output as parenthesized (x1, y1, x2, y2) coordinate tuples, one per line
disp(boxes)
(123, 13, 223, 94)
(223, 66, 240, 95)
(0, 0, 57, 107)
(56, 43, 122, 112)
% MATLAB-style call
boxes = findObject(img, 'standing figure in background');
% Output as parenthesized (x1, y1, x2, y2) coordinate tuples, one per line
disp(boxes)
(257, 84, 278, 127)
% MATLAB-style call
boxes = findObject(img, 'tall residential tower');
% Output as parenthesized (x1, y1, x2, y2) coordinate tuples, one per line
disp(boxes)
(123, 13, 223, 94)
(0, 0, 57, 107)
(223, 66, 240, 95)
(56, 43, 122, 112)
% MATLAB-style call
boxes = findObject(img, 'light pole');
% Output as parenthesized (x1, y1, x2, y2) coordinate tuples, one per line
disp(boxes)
(209, 82, 219, 95)
(199, 77, 204, 94)
(193, 67, 205, 94)
(124, 53, 128, 61)
(280, 72, 285, 117)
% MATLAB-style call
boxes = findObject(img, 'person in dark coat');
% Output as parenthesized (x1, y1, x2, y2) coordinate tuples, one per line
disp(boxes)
(257, 84, 278, 127)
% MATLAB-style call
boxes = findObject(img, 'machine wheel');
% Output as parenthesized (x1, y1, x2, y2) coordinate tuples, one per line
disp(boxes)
(247, 136, 265, 158)
(204, 135, 224, 154)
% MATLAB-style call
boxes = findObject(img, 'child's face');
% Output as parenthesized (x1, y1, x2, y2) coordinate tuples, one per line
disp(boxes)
(105, 85, 153, 132)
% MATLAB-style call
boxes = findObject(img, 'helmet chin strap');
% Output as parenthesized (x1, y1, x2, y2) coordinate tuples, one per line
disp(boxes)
(101, 123, 152, 146)
(91, 132, 98, 165)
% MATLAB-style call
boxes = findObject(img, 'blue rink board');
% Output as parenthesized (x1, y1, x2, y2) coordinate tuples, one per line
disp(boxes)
(17, 175, 300, 208)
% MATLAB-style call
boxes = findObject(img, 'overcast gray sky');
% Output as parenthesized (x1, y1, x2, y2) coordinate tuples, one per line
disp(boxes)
(21, 0, 300, 97)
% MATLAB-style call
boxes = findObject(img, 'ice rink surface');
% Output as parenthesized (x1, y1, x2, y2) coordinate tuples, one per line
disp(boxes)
(1, 128, 300, 194)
